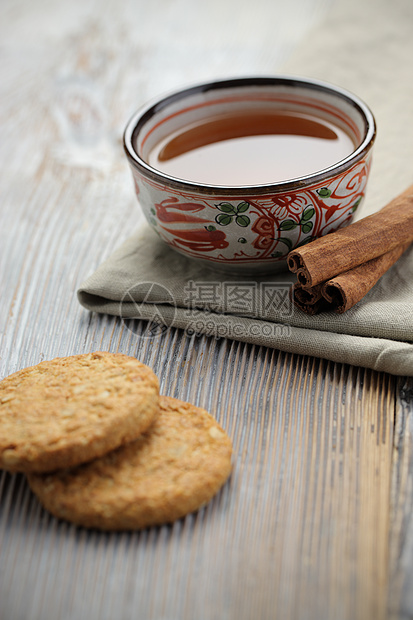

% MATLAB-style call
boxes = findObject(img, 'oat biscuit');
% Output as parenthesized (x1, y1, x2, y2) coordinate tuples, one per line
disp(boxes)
(28, 396, 233, 530)
(0, 352, 159, 473)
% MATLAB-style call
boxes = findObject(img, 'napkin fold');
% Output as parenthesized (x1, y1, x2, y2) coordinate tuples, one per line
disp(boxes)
(77, 0, 413, 377)
(78, 226, 413, 376)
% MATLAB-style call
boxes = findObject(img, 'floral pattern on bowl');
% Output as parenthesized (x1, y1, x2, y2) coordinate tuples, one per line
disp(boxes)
(124, 76, 376, 273)
(131, 157, 371, 267)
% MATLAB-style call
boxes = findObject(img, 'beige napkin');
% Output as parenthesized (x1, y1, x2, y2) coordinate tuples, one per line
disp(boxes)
(78, 0, 413, 377)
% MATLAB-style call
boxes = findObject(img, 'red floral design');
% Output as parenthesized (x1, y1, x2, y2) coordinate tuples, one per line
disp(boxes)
(167, 228, 228, 252)
(251, 216, 275, 250)
(132, 157, 372, 264)
(269, 193, 308, 219)
(155, 197, 209, 224)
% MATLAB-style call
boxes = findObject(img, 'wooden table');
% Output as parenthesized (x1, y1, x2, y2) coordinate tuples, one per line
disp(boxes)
(1, 1, 412, 618)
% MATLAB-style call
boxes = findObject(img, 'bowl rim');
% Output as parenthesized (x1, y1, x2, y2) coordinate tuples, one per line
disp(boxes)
(123, 75, 376, 196)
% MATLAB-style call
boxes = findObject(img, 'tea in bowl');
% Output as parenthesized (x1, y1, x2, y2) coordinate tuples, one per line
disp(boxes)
(123, 76, 376, 273)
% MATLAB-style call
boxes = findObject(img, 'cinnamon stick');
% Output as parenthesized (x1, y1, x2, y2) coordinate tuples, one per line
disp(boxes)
(321, 242, 410, 313)
(293, 282, 324, 306)
(291, 241, 410, 315)
(287, 185, 413, 288)
(290, 283, 330, 315)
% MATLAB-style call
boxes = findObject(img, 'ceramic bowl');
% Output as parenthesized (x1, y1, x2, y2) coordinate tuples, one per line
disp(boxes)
(123, 76, 376, 274)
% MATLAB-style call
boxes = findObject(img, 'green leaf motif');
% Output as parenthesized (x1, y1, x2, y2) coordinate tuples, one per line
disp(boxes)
(205, 225, 216, 231)
(280, 219, 298, 231)
(301, 207, 315, 222)
(352, 195, 363, 212)
(236, 201, 250, 213)
(301, 221, 313, 234)
(215, 213, 234, 226)
(216, 202, 237, 214)
(238, 237, 247, 244)
(317, 187, 332, 198)
(278, 236, 293, 251)
(235, 214, 250, 227)
(215, 202, 251, 227)
(296, 236, 314, 248)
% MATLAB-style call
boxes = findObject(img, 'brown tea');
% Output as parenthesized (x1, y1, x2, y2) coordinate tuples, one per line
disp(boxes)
(147, 110, 355, 186)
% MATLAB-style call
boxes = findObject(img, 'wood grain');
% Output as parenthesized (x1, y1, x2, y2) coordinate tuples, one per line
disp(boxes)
(0, 345, 396, 619)
(389, 377, 413, 620)
(0, 0, 411, 619)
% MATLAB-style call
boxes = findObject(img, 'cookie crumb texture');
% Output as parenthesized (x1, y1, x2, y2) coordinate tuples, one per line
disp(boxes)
(0, 352, 159, 472)
(28, 396, 233, 530)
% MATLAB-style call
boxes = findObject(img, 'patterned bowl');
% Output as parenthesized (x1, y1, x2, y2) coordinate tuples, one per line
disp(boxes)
(123, 76, 376, 274)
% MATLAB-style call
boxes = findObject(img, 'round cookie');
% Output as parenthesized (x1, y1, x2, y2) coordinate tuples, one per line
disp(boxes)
(27, 396, 233, 530)
(0, 351, 159, 473)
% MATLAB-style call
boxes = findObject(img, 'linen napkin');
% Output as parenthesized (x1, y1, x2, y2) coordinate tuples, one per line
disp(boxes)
(78, 0, 413, 377)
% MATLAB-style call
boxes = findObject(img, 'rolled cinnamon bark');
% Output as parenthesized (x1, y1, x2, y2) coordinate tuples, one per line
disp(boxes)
(291, 242, 410, 315)
(287, 185, 413, 287)
(321, 242, 410, 313)
(290, 283, 330, 315)
(293, 282, 324, 305)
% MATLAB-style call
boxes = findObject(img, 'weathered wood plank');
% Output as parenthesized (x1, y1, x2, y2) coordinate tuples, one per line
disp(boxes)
(0, 0, 406, 618)
(0, 347, 395, 620)
(389, 378, 413, 619)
